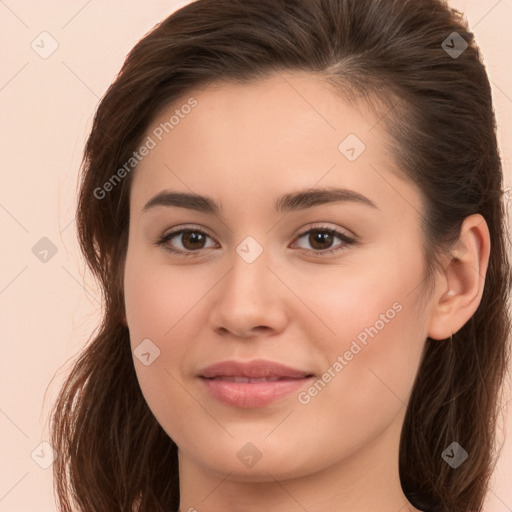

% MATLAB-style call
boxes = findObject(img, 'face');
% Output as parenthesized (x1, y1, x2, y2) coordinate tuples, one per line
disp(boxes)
(124, 72, 432, 482)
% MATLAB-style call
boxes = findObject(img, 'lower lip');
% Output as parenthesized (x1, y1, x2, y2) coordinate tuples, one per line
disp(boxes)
(200, 377, 312, 408)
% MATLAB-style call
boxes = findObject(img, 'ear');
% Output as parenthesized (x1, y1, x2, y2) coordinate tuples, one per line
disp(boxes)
(427, 213, 491, 340)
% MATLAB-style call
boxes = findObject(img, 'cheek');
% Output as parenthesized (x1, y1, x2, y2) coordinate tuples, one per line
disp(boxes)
(123, 250, 219, 385)
(298, 258, 427, 429)
(124, 251, 210, 345)
(123, 253, 207, 437)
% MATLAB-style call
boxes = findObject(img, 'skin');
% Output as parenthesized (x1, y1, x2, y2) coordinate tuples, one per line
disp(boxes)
(123, 71, 490, 512)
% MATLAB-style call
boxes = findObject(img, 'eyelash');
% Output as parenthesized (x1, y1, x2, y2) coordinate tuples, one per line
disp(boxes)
(155, 224, 356, 257)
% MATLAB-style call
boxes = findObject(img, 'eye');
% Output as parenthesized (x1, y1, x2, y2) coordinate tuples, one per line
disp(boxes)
(155, 227, 217, 256)
(291, 225, 356, 256)
(155, 224, 356, 257)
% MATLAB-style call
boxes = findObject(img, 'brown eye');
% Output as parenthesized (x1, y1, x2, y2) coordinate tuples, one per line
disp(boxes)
(307, 230, 335, 250)
(156, 225, 356, 257)
(293, 226, 355, 255)
(157, 229, 217, 255)
(180, 231, 208, 250)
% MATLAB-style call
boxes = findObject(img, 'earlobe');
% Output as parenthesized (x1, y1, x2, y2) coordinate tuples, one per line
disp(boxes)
(427, 214, 491, 341)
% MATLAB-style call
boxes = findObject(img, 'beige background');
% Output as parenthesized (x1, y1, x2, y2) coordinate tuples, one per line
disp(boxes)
(0, 1, 511, 510)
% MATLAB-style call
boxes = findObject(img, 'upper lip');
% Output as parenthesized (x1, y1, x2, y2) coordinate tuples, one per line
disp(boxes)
(198, 359, 313, 379)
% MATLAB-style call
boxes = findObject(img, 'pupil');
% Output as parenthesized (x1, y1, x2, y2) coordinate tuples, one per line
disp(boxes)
(184, 232, 204, 249)
(311, 231, 332, 249)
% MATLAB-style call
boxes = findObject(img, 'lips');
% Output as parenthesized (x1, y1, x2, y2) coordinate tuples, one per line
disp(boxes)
(198, 359, 312, 380)
(198, 359, 314, 408)
(209, 376, 283, 383)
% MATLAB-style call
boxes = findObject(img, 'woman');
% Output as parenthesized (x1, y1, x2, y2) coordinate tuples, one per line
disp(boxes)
(49, 0, 511, 511)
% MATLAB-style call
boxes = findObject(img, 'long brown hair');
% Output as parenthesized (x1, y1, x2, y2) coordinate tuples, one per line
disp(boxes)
(48, 0, 511, 510)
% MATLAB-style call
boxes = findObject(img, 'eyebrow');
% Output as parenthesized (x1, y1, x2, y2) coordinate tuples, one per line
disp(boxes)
(142, 186, 379, 215)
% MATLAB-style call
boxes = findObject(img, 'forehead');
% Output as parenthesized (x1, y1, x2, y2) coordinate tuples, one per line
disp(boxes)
(141, 72, 382, 156)
(129, 72, 419, 219)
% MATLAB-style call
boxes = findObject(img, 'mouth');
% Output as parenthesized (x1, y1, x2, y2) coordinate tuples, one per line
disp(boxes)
(197, 359, 314, 408)
(204, 376, 311, 383)
(198, 358, 313, 379)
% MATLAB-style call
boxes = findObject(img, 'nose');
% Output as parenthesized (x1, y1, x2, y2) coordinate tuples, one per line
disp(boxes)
(208, 245, 288, 339)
